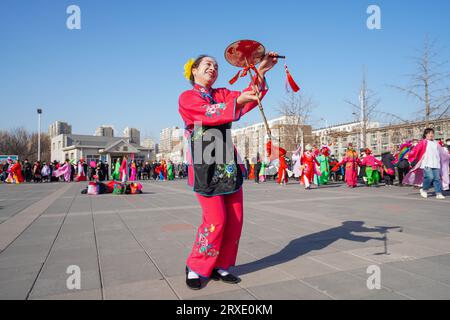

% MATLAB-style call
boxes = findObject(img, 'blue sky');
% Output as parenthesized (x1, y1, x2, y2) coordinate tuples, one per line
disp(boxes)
(1, 0, 449, 142)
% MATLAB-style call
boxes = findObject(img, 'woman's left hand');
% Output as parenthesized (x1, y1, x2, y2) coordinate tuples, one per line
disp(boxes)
(258, 51, 279, 75)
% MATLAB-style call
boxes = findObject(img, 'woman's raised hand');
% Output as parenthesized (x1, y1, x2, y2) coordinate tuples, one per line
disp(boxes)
(236, 89, 262, 107)
(258, 51, 279, 75)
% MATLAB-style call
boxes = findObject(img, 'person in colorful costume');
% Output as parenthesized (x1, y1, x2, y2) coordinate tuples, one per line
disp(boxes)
(315, 145, 331, 185)
(361, 148, 382, 186)
(394, 141, 412, 186)
(403, 128, 449, 199)
(53, 159, 72, 182)
(167, 161, 175, 180)
(259, 160, 267, 183)
(179, 53, 277, 289)
(119, 156, 128, 183)
(298, 144, 319, 189)
(266, 141, 288, 185)
(332, 143, 361, 188)
(6, 158, 24, 184)
(130, 160, 137, 181)
(75, 159, 87, 182)
(112, 158, 121, 180)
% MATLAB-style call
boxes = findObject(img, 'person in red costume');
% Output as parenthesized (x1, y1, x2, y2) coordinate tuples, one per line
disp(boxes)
(7, 159, 24, 184)
(75, 158, 87, 182)
(267, 141, 288, 185)
(120, 156, 128, 183)
(179, 53, 278, 290)
(300, 144, 320, 189)
(332, 143, 361, 188)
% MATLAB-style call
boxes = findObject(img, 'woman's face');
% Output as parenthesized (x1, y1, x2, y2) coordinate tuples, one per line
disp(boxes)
(425, 131, 435, 140)
(192, 57, 218, 87)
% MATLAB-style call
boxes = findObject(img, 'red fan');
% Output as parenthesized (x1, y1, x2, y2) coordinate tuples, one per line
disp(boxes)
(224, 39, 300, 157)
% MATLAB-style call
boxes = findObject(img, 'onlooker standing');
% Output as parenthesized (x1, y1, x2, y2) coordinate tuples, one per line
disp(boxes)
(381, 151, 396, 186)
(254, 159, 262, 184)
(23, 159, 32, 182)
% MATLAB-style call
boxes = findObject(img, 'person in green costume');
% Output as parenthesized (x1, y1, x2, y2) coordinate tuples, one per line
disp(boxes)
(112, 158, 121, 180)
(316, 145, 330, 185)
(361, 148, 382, 186)
(259, 161, 267, 182)
(167, 160, 175, 180)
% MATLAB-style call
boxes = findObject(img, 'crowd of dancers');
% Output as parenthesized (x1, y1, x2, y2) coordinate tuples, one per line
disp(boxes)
(2, 129, 449, 200)
(0, 157, 188, 184)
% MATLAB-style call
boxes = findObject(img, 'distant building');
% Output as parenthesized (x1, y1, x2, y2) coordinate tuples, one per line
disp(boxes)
(123, 127, 140, 145)
(312, 118, 450, 157)
(48, 121, 72, 138)
(142, 138, 155, 150)
(51, 125, 154, 164)
(142, 138, 156, 161)
(312, 121, 380, 156)
(158, 127, 183, 162)
(231, 116, 314, 162)
(95, 125, 114, 137)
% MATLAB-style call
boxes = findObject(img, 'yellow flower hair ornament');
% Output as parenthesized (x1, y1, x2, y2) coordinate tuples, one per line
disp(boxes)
(183, 58, 195, 81)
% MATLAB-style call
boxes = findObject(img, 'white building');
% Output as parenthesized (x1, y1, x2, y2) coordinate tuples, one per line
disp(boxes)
(158, 127, 183, 161)
(51, 134, 154, 165)
(231, 116, 313, 161)
(312, 121, 380, 155)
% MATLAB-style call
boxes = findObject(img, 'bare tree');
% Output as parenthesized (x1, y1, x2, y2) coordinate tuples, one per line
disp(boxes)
(0, 127, 51, 161)
(391, 36, 450, 126)
(345, 68, 381, 150)
(276, 92, 316, 151)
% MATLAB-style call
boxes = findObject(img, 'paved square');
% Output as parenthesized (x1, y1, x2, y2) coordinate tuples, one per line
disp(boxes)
(1, 180, 450, 300)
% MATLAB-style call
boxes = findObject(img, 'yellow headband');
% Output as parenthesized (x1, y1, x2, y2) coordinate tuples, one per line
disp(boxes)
(184, 58, 195, 81)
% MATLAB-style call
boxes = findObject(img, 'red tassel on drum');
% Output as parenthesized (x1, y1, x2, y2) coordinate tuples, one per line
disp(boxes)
(229, 70, 241, 85)
(266, 140, 272, 157)
(284, 63, 300, 93)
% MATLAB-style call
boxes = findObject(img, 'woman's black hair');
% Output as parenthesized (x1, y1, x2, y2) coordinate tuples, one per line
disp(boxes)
(422, 127, 434, 139)
(189, 55, 214, 86)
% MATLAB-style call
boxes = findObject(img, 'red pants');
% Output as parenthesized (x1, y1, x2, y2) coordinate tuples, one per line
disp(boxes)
(186, 188, 243, 277)
(277, 167, 288, 184)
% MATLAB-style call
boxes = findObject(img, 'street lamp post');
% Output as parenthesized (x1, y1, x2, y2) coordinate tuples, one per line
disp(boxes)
(37, 108, 42, 161)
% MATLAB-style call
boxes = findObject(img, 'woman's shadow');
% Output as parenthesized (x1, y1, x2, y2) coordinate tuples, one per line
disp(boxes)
(234, 221, 399, 276)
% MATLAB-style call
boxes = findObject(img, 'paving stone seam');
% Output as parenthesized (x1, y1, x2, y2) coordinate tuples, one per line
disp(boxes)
(89, 196, 105, 300)
(0, 184, 72, 253)
(25, 188, 78, 300)
(344, 251, 449, 298)
(113, 209, 182, 300)
(39, 204, 202, 218)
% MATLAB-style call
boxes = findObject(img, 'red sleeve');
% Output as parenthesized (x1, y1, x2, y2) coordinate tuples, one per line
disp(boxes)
(409, 141, 424, 163)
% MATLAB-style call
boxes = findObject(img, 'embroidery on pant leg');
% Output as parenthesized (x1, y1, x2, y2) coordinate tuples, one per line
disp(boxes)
(196, 224, 219, 257)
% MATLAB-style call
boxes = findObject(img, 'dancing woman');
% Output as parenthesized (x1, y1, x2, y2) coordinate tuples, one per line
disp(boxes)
(179, 53, 278, 289)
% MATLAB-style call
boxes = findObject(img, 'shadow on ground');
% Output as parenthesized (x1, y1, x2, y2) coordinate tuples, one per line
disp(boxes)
(234, 221, 400, 276)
